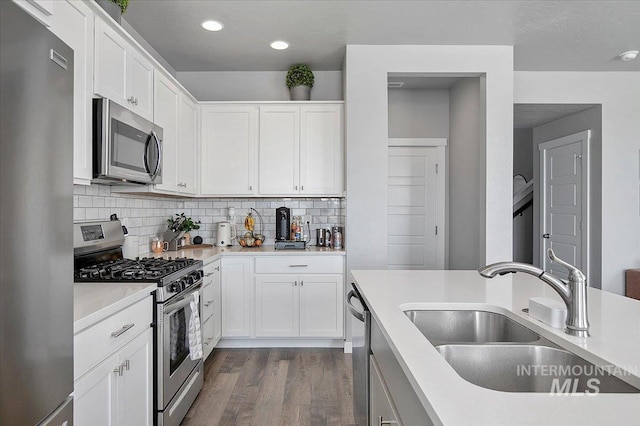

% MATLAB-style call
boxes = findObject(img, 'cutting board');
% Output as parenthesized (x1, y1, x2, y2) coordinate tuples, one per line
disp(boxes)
(179, 244, 214, 250)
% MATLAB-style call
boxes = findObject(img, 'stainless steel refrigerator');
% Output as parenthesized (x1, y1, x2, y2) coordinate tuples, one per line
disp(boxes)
(0, 1, 74, 424)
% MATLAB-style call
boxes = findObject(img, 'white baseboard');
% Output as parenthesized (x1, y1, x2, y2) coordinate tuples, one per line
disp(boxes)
(217, 338, 344, 349)
(343, 341, 353, 353)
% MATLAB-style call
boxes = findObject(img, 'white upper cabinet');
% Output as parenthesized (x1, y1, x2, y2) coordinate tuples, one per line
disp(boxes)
(200, 105, 258, 196)
(50, 0, 94, 184)
(152, 72, 198, 195)
(153, 71, 181, 193)
(13, 0, 54, 26)
(178, 95, 198, 194)
(259, 104, 343, 196)
(259, 106, 300, 195)
(94, 18, 153, 121)
(299, 105, 344, 195)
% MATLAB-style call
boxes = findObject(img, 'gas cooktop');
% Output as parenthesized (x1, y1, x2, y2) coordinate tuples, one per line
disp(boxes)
(74, 257, 199, 282)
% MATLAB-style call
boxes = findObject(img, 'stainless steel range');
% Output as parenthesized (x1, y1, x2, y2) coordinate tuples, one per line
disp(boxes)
(74, 219, 204, 426)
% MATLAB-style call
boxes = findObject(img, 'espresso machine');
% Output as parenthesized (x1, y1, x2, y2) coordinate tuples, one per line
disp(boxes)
(275, 207, 290, 241)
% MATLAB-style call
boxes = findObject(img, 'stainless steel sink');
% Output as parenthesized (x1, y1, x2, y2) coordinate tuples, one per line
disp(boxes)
(404, 310, 540, 344)
(435, 344, 640, 393)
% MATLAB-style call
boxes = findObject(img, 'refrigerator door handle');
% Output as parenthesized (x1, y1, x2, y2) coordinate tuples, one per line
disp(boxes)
(347, 289, 365, 322)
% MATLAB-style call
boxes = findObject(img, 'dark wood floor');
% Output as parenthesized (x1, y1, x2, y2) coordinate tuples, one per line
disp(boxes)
(182, 348, 356, 426)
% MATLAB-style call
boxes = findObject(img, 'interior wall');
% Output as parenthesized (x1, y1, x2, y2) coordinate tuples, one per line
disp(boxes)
(344, 45, 513, 278)
(531, 106, 602, 288)
(448, 78, 482, 268)
(514, 71, 639, 295)
(513, 128, 534, 181)
(387, 89, 449, 138)
(512, 128, 534, 263)
(176, 71, 343, 101)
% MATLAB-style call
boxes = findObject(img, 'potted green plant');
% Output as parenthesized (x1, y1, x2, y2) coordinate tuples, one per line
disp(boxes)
(96, 0, 129, 24)
(286, 64, 315, 100)
(167, 213, 201, 245)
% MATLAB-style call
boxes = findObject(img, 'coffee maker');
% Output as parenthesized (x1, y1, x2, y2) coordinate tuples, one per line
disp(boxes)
(275, 207, 290, 241)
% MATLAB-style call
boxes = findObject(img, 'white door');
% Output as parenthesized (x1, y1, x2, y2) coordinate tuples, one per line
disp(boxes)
(221, 258, 252, 337)
(118, 329, 153, 426)
(74, 352, 119, 426)
(299, 275, 344, 338)
(255, 276, 299, 337)
(387, 146, 444, 269)
(178, 95, 198, 194)
(259, 105, 300, 195)
(539, 130, 589, 278)
(153, 71, 180, 193)
(127, 51, 154, 121)
(299, 105, 344, 195)
(94, 18, 127, 105)
(201, 105, 258, 195)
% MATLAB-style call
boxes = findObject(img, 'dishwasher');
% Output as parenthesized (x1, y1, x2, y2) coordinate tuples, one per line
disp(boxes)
(347, 284, 370, 426)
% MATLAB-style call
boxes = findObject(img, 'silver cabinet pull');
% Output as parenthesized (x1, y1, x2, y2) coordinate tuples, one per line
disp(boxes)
(127, 96, 134, 104)
(113, 365, 124, 376)
(301, 185, 304, 191)
(214, 266, 220, 271)
(205, 273, 214, 277)
(111, 323, 134, 338)
(133, 98, 139, 106)
(301, 281, 304, 286)
(204, 301, 213, 307)
(288, 264, 308, 268)
(123, 360, 130, 371)
(378, 416, 397, 425)
(295, 185, 298, 190)
(249, 185, 253, 190)
(294, 281, 297, 286)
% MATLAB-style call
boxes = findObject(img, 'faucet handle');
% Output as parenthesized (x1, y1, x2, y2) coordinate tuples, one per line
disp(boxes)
(547, 248, 585, 279)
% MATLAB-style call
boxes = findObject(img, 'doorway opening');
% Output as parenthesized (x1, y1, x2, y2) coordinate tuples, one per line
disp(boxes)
(513, 104, 602, 287)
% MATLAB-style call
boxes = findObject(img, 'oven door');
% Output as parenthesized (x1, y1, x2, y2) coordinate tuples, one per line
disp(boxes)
(158, 283, 202, 409)
(94, 98, 163, 184)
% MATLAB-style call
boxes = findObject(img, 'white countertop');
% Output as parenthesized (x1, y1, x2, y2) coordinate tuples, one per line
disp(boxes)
(351, 270, 640, 425)
(145, 245, 345, 263)
(74, 282, 156, 333)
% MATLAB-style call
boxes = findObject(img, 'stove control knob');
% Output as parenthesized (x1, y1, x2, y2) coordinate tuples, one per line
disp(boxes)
(185, 275, 195, 286)
(168, 282, 179, 292)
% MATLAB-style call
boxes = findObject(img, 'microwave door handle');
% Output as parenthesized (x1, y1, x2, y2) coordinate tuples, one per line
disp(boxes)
(150, 130, 161, 180)
(143, 132, 152, 174)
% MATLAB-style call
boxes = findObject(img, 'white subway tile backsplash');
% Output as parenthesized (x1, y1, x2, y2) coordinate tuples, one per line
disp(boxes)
(73, 185, 344, 250)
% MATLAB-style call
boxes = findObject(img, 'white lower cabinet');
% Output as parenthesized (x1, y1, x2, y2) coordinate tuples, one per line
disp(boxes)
(221, 257, 252, 337)
(255, 274, 343, 338)
(74, 295, 153, 425)
(370, 355, 401, 426)
(74, 328, 153, 426)
(202, 259, 221, 359)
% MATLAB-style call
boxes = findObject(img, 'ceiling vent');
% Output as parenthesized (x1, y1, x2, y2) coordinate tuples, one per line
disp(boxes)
(387, 81, 405, 88)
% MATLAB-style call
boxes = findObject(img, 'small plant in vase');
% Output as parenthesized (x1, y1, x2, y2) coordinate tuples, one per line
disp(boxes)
(286, 64, 314, 100)
(167, 213, 201, 246)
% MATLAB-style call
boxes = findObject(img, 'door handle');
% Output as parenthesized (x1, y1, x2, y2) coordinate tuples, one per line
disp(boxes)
(111, 323, 134, 338)
(543, 233, 550, 239)
(346, 289, 365, 322)
(378, 416, 397, 425)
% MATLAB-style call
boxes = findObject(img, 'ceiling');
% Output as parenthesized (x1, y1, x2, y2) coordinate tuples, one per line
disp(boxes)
(123, 1, 640, 73)
(513, 104, 597, 129)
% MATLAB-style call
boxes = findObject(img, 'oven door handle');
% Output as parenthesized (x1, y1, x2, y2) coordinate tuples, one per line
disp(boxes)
(165, 288, 200, 316)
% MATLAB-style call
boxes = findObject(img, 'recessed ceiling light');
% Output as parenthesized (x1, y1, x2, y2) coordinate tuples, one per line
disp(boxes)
(619, 50, 638, 61)
(270, 40, 289, 50)
(201, 20, 224, 32)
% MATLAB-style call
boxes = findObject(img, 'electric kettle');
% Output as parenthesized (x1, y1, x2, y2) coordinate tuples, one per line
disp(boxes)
(216, 222, 237, 246)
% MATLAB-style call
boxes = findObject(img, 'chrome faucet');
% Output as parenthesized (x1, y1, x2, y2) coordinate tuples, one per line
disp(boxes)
(478, 249, 589, 337)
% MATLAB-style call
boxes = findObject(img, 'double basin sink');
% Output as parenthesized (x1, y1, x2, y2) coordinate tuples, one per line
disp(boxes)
(404, 310, 639, 393)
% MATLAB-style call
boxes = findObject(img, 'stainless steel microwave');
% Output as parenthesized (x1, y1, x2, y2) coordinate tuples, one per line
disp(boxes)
(92, 98, 163, 185)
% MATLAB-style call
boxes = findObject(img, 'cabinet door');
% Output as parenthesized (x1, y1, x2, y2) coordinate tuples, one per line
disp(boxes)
(74, 352, 118, 426)
(94, 18, 127, 106)
(118, 328, 153, 426)
(201, 105, 258, 195)
(221, 258, 252, 337)
(255, 276, 299, 337)
(178, 95, 198, 194)
(299, 274, 344, 338)
(370, 356, 401, 426)
(300, 105, 344, 195)
(259, 106, 300, 195)
(127, 50, 154, 121)
(50, 0, 94, 184)
(153, 71, 180, 193)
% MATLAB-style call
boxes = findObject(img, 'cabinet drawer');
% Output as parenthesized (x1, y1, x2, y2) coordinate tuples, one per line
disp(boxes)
(75, 296, 152, 379)
(202, 282, 214, 321)
(255, 256, 343, 274)
(202, 316, 215, 360)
